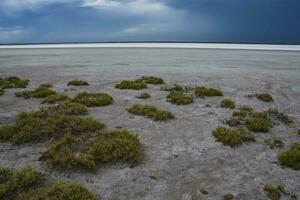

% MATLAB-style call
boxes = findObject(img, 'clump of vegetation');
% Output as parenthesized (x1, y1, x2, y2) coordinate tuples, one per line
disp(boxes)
(0, 88, 4, 96)
(246, 112, 270, 133)
(264, 138, 284, 149)
(67, 80, 90, 86)
(115, 80, 147, 90)
(266, 108, 293, 125)
(127, 104, 174, 121)
(72, 92, 113, 107)
(277, 143, 300, 170)
(161, 84, 184, 92)
(225, 106, 253, 127)
(137, 76, 164, 85)
(0, 76, 29, 89)
(220, 99, 236, 109)
(0, 109, 105, 144)
(42, 94, 71, 104)
(15, 86, 57, 99)
(136, 92, 151, 99)
(194, 86, 223, 97)
(263, 183, 285, 200)
(212, 127, 255, 147)
(256, 93, 274, 102)
(41, 130, 140, 171)
(0, 166, 97, 200)
(166, 91, 193, 105)
(40, 83, 53, 88)
(40, 101, 88, 115)
(223, 194, 234, 200)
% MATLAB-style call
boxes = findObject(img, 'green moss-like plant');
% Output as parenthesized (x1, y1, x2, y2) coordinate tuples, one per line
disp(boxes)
(40, 101, 88, 115)
(256, 93, 274, 102)
(266, 108, 293, 125)
(67, 80, 89, 86)
(72, 92, 113, 107)
(246, 112, 269, 133)
(160, 84, 184, 92)
(0, 110, 104, 144)
(40, 83, 53, 88)
(15, 86, 56, 99)
(0, 76, 29, 89)
(277, 143, 300, 170)
(41, 130, 140, 171)
(115, 80, 147, 90)
(42, 94, 71, 104)
(137, 76, 164, 85)
(263, 183, 285, 200)
(264, 138, 284, 149)
(127, 104, 174, 121)
(212, 127, 255, 147)
(167, 91, 193, 105)
(220, 99, 235, 109)
(194, 86, 223, 97)
(136, 92, 151, 99)
(0, 167, 97, 200)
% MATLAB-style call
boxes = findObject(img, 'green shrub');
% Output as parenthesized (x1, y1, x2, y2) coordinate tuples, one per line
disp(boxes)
(48, 181, 96, 200)
(67, 80, 89, 86)
(136, 92, 151, 99)
(225, 117, 242, 127)
(263, 183, 285, 200)
(40, 83, 53, 88)
(0, 76, 29, 89)
(72, 92, 113, 107)
(212, 127, 255, 147)
(0, 167, 97, 200)
(40, 101, 88, 115)
(266, 109, 293, 125)
(256, 93, 274, 102)
(115, 80, 147, 90)
(277, 143, 300, 170)
(167, 91, 193, 105)
(0, 88, 4, 96)
(15, 86, 56, 99)
(194, 86, 223, 97)
(137, 76, 164, 85)
(221, 99, 235, 109)
(41, 130, 141, 171)
(264, 138, 284, 149)
(0, 110, 105, 144)
(246, 112, 269, 133)
(127, 104, 174, 121)
(42, 94, 71, 104)
(160, 84, 184, 92)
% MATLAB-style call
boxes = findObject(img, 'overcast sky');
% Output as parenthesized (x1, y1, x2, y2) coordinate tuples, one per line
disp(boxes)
(0, 0, 299, 44)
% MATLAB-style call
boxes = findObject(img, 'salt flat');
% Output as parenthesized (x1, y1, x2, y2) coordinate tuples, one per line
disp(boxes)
(0, 47, 299, 200)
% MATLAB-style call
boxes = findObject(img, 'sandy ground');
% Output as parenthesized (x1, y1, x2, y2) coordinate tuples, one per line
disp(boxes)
(0, 48, 299, 200)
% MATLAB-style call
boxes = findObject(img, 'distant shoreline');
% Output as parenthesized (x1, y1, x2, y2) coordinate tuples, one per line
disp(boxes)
(0, 42, 300, 51)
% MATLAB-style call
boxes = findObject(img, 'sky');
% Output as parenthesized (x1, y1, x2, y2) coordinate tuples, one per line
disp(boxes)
(0, 0, 299, 44)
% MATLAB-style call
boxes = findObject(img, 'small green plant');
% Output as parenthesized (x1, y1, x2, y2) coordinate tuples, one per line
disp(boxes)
(246, 112, 269, 132)
(277, 143, 300, 170)
(264, 138, 284, 149)
(220, 99, 235, 109)
(72, 92, 113, 107)
(194, 86, 223, 97)
(212, 127, 255, 147)
(160, 84, 184, 92)
(137, 76, 164, 85)
(40, 83, 53, 88)
(256, 93, 274, 102)
(166, 91, 193, 105)
(0, 110, 105, 144)
(266, 109, 293, 125)
(42, 94, 71, 104)
(263, 183, 285, 200)
(136, 92, 151, 99)
(0, 167, 97, 200)
(115, 80, 147, 90)
(40, 101, 88, 115)
(15, 86, 56, 99)
(67, 80, 89, 86)
(0, 76, 29, 89)
(127, 104, 174, 121)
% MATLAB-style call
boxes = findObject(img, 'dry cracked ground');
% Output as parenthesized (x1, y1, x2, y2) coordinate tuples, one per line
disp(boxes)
(0, 48, 299, 200)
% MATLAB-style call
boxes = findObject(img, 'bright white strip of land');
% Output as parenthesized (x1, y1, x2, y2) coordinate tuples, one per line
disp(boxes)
(0, 43, 300, 51)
